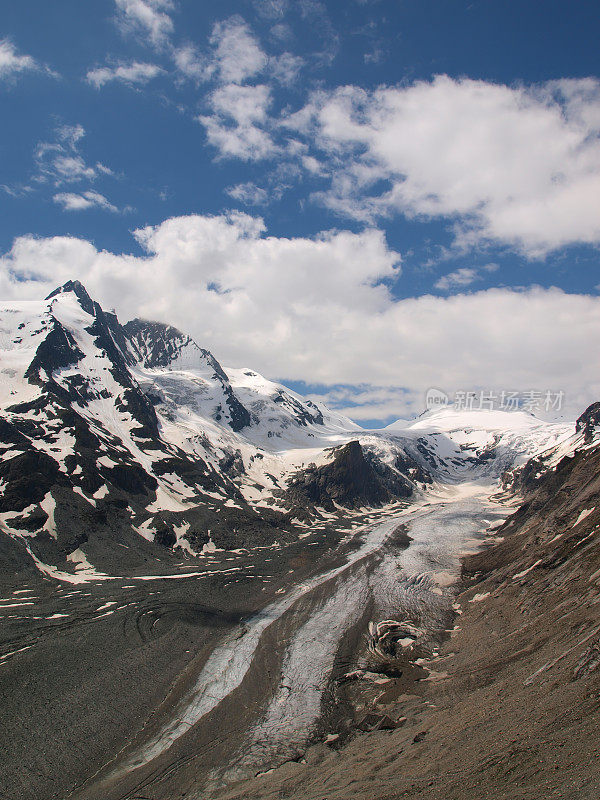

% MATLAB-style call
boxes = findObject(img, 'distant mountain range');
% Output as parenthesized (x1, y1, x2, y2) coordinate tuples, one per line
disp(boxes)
(0, 280, 595, 582)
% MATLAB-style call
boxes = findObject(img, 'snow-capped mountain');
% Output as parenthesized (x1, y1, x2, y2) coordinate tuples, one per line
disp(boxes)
(0, 280, 588, 581)
(502, 401, 600, 492)
(386, 406, 572, 481)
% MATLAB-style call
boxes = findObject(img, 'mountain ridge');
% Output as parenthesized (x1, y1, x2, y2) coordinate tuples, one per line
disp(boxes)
(0, 280, 583, 584)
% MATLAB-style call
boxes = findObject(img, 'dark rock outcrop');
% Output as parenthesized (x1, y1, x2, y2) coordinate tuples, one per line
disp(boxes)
(286, 440, 414, 510)
(576, 401, 600, 443)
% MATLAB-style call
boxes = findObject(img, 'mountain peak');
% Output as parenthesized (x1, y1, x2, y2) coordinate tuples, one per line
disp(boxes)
(46, 280, 96, 317)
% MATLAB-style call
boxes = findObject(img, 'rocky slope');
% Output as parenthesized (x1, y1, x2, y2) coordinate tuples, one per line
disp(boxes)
(208, 410, 600, 800)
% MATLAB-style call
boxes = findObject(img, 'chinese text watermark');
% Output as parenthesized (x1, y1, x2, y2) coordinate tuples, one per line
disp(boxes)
(425, 388, 564, 414)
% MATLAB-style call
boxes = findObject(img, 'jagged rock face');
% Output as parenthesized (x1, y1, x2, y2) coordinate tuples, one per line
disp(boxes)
(501, 403, 600, 494)
(286, 440, 414, 510)
(0, 284, 262, 572)
(0, 281, 373, 576)
(271, 389, 324, 427)
(124, 318, 251, 432)
(46, 279, 96, 316)
(576, 402, 600, 443)
(124, 318, 197, 369)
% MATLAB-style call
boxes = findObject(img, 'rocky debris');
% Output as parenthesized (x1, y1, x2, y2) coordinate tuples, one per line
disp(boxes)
(503, 401, 600, 494)
(356, 712, 403, 732)
(219, 448, 245, 478)
(573, 637, 600, 680)
(367, 619, 423, 661)
(0, 280, 587, 584)
(202, 416, 600, 800)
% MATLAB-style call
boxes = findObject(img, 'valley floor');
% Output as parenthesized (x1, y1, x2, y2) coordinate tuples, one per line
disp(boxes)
(1, 481, 513, 800)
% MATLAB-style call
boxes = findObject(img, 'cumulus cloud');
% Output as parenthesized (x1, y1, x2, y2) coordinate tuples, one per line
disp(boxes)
(1, 213, 598, 420)
(114, 0, 174, 47)
(198, 79, 277, 161)
(173, 16, 268, 86)
(173, 17, 301, 160)
(269, 51, 303, 85)
(208, 16, 267, 84)
(172, 43, 206, 82)
(53, 191, 119, 212)
(211, 83, 272, 125)
(0, 38, 56, 80)
(86, 61, 163, 88)
(199, 114, 276, 161)
(293, 76, 600, 257)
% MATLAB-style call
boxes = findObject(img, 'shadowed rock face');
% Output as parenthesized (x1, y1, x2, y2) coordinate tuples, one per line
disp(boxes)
(576, 401, 600, 443)
(286, 440, 414, 510)
(123, 318, 252, 432)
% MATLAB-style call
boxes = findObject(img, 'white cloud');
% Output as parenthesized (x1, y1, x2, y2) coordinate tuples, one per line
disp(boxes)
(297, 0, 339, 66)
(114, 0, 174, 47)
(364, 46, 385, 65)
(226, 182, 269, 205)
(253, 0, 289, 19)
(50, 155, 97, 182)
(172, 43, 207, 82)
(198, 84, 277, 160)
(53, 191, 119, 212)
(0, 38, 55, 80)
(210, 83, 272, 125)
(269, 23, 293, 43)
(173, 18, 290, 160)
(86, 61, 163, 88)
(307, 386, 414, 423)
(199, 114, 276, 161)
(435, 268, 481, 291)
(208, 17, 267, 85)
(34, 124, 113, 186)
(284, 76, 600, 257)
(1, 213, 599, 420)
(435, 263, 499, 291)
(56, 123, 85, 148)
(269, 52, 303, 85)
(0, 38, 36, 78)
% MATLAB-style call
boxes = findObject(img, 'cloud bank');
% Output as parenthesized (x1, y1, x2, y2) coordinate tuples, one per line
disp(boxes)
(1, 213, 598, 421)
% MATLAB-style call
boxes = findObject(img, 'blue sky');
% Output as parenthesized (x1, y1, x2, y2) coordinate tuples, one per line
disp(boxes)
(1, 0, 599, 424)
